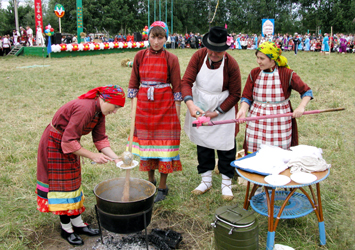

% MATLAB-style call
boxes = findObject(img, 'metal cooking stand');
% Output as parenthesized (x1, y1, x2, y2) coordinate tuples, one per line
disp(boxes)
(95, 205, 150, 250)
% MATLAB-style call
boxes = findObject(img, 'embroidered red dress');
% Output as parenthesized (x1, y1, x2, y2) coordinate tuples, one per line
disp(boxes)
(128, 48, 182, 173)
(36, 99, 109, 215)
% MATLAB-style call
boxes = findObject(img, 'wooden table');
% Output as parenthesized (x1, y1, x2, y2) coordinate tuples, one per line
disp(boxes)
(235, 168, 330, 250)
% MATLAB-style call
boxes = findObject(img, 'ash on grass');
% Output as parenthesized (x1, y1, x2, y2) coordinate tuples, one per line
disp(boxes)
(93, 228, 182, 250)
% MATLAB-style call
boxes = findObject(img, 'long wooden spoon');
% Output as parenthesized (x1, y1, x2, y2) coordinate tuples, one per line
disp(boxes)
(122, 97, 138, 202)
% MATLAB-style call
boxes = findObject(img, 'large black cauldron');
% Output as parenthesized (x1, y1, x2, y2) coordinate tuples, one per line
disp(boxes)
(93, 177, 156, 234)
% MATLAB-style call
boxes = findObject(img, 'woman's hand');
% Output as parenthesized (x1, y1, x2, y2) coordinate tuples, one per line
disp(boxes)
(91, 153, 114, 164)
(236, 102, 250, 123)
(293, 106, 305, 118)
(236, 109, 247, 123)
(175, 101, 181, 122)
(293, 96, 311, 118)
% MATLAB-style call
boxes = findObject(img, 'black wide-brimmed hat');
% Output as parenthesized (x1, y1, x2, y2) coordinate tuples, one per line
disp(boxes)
(202, 26, 229, 52)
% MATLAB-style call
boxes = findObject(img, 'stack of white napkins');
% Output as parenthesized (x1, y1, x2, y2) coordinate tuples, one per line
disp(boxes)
(233, 144, 331, 175)
(287, 145, 331, 173)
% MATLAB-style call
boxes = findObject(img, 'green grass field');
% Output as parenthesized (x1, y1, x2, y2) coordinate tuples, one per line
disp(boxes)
(0, 49, 354, 249)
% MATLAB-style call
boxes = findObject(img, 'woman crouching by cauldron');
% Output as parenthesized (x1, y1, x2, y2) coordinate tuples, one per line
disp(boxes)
(36, 85, 125, 246)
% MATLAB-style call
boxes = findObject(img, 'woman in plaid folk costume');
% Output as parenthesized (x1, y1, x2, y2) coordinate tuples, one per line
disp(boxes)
(237, 41, 313, 154)
(36, 85, 125, 246)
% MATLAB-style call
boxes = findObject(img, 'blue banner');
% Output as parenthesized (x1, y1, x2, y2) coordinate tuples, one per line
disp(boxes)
(262, 19, 275, 37)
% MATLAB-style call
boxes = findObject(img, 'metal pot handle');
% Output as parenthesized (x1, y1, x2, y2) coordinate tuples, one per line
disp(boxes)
(211, 219, 218, 228)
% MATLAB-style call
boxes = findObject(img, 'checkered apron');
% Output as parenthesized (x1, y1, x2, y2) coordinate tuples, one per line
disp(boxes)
(246, 67, 292, 153)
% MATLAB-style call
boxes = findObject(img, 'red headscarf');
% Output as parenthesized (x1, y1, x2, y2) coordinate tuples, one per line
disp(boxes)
(78, 85, 126, 107)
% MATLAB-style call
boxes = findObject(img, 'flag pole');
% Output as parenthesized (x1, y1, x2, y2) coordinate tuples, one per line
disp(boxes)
(329, 26, 332, 55)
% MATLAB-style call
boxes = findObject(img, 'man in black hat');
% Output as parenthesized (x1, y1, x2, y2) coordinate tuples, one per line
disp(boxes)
(181, 26, 241, 201)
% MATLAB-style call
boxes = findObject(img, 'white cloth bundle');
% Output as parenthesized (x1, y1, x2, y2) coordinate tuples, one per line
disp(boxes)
(234, 144, 330, 175)
(233, 145, 293, 175)
(287, 145, 331, 173)
(288, 156, 331, 173)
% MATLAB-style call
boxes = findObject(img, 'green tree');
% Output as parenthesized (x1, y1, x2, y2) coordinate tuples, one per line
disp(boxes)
(1, 1, 34, 35)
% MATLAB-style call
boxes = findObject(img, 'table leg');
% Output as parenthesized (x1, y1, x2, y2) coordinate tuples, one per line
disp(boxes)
(243, 181, 250, 210)
(265, 189, 276, 250)
(266, 231, 275, 250)
(300, 185, 326, 246)
(316, 183, 324, 222)
(317, 183, 326, 245)
(274, 189, 297, 230)
(318, 221, 326, 245)
(243, 182, 259, 210)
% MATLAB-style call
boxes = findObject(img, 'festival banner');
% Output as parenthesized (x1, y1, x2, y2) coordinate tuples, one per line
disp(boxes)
(261, 19, 275, 37)
(77, 0, 83, 44)
(34, 0, 43, 32)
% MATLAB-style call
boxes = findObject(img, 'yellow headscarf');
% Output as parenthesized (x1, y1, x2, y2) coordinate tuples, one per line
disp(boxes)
(257, 41, 290, 69)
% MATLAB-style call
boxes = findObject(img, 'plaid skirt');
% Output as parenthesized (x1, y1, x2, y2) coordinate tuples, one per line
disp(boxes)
(36, 128, 85, 215)
(130, 86, 182, 173)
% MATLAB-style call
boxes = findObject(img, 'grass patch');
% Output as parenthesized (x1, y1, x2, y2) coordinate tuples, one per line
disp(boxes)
(0, 49, 354, 249)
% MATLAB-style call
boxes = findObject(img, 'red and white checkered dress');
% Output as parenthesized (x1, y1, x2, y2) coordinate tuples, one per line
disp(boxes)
(246, 67, 292, 153)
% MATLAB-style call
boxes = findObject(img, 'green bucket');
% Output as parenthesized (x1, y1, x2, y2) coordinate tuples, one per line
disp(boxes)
(213, 205, 259, 250)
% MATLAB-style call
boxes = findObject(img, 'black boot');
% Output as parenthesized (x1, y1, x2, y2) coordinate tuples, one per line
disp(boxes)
(61, 229, 84, 245)
(73, 225, 100, 236)
(154, 185, 169, 203)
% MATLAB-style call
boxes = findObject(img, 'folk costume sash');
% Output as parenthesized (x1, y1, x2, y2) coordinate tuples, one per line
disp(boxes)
(246, 67, 292, 153)
(184, 54, 235, 150)
(36, 115, 99, 214)
(131, 50, 181, 160)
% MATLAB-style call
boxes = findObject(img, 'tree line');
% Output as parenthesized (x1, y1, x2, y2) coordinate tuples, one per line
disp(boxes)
(1, 0, 355, 37)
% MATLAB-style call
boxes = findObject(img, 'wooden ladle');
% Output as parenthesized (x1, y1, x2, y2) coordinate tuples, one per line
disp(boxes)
(122, 97, 137, 202)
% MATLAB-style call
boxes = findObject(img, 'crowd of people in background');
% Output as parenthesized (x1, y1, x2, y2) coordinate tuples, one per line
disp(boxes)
(166, 32, 204, 49)
(167, 32, 355, 54)
(2, 26, 355, 56)
(0, 25, 41, 56)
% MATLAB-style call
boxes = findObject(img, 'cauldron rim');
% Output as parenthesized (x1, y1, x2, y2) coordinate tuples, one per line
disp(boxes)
(93, 177, 156, 204)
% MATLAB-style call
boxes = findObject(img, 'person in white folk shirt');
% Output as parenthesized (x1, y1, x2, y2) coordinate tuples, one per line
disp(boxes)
(26, 26, 33, 46)
(13, 29, 20, 46)
(181, 26, 242, 201)
(2, 35, 11, 55)
(36, 25, 44, 47)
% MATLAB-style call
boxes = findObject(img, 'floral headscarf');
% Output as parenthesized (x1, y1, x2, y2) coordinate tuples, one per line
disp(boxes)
(257, 41, 290, 69)
(148, 21, 169, 38)
(78, 85, 126, 107)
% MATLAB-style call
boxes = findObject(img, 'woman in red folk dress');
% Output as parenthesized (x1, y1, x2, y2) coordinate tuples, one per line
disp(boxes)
(36, 85, 125, 246)
(127, 21, 182, 203)
(236, 41, 313, 154)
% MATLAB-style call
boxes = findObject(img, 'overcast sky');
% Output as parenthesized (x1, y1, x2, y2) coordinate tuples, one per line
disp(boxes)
(1, 0, 48, 9)
(1, 0, 24, 9)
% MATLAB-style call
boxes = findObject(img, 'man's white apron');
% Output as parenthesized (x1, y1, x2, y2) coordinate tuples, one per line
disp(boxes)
(184, 54, 235, 150)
